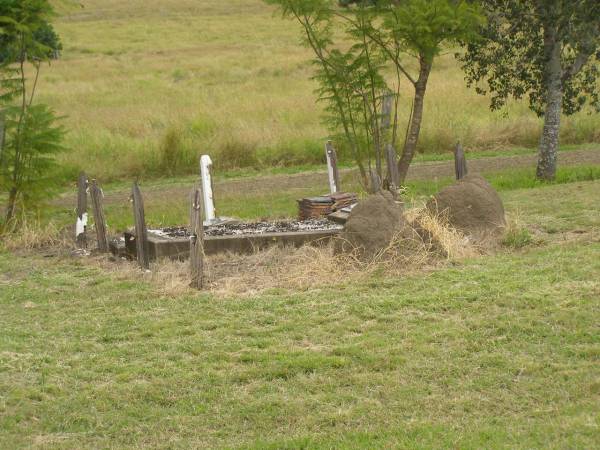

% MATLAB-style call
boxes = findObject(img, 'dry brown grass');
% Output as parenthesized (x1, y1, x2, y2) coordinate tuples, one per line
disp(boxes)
(205, 209, 479, 296)
(0, 205, 487, 298)
(79, 207, 480, 298)
(407, 205, 482, 258)
(0, 220, 69, 252)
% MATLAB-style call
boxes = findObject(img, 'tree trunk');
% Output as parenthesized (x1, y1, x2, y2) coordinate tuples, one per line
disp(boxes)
(537, 20, 562, 181)
(397, 58, 432, 184)
(5, 187, 18, 223)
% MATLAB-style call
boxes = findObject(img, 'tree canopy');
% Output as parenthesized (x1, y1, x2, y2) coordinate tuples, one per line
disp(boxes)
(460, 0, 600, 116)
(0, 0, 60, 61)
(459, 0, 600, 180)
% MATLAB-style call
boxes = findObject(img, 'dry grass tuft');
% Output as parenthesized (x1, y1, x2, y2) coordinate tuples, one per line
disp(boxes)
(203, 207, 479, 296)
(1, 220, 69, 252)
(502, 212, 536, 249)
(408, 205, 478, 259)
(84, 255, 193, 297)
(206, 243, 346, 296)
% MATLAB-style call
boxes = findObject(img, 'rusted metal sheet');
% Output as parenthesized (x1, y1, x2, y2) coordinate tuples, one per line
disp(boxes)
(297, 192, 357, 220)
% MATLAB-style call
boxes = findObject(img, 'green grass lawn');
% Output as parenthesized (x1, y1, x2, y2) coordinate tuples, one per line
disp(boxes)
(1, 181, 599, 449)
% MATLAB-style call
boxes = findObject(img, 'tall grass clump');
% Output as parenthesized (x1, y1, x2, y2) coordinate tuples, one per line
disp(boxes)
(158, 127, 190, 176)
(256, 139, 324, 167)
(0, 218, 64, 252)
(214, 140, 258, 170)
(160, 127, 183, 175)
(501, 213, 534, 249)
(502, 226, 533, 249)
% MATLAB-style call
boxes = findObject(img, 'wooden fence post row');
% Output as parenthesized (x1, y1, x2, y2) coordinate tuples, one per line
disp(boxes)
(190, 186, 205, 290)
(89, 179, 109, 253)
(132, 182, 150, 270)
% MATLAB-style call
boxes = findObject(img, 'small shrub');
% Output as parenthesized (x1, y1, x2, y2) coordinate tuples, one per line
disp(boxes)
(1, 104, 67, 224)
(0, 218, 64, 251)
(215, 141, 258, 170)
(159, 128, 185, 176)
(256, 139, 324, 167)
(502, 227, 533, 249)
(189, 115, 216, 139)
(171, 69, 187, 82)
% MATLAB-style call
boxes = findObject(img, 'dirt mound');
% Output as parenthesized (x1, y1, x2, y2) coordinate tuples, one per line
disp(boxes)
(339, 191, 406, 257)
(427, 174, 506, 237)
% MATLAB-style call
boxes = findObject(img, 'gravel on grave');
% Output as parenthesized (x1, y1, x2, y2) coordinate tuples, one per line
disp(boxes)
(150, 218, 343, 239)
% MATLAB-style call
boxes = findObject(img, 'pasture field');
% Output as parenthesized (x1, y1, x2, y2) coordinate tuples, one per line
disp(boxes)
(1, 180, 599, 449)
(38, 0, 600, 181)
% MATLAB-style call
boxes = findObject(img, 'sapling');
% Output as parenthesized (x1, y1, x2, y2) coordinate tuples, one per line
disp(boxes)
(0, 0, 66, 226)
(266, 0, 483, 189)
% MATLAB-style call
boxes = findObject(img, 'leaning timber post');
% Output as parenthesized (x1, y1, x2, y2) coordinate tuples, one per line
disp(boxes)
(200, 155, 216, 224)
(385, 143, 400, 198)
(76, 172, 88, 248)
(381, 91, 394, 131)
(89, 179, 109, 252)
(325, 140, 341, 194)
(370, 168, 382, 194)
(381, 92, 399, 197)
(454, 142, 468, 180)
(132, 182, 150, 270)
(378, 91, 395, 180)
(190, 186, 205, 290)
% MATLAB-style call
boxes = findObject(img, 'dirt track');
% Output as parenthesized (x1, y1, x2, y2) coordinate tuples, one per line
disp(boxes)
(58, 148, 600, 206)
(212, 147, 600, 196)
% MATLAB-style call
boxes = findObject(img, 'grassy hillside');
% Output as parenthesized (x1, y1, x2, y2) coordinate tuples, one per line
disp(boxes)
(2, 180, 599, 448)
(38, 0, 599, 181)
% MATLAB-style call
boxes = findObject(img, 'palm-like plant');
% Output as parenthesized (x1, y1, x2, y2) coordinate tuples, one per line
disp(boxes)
(0, 0, 67, 226)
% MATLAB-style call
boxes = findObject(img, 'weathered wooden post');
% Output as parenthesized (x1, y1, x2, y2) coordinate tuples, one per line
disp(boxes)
(454, 142, 468, 180)
(370, 168, 382, 193)
(190, 186, 205, 290)
(89, 179, 109, 252)
(76, 172, 88, 248)
(200, 155, 216, 224)
(131, 182, 150, 270)
(381, 92, 394, 130)
(385, 143, 400, 198)
(325, 140, 341, 194)
(380, 92, 400, 198)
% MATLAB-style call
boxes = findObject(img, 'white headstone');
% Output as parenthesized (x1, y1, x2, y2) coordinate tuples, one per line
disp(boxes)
(75, 212, 88, 239)
(200, 155, 216, 223)
(325, 142, 338, 194)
